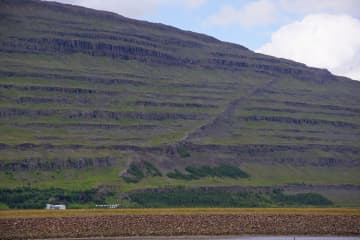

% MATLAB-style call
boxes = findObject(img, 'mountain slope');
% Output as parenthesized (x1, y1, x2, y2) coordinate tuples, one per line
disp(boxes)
(0, 0, 359, 207)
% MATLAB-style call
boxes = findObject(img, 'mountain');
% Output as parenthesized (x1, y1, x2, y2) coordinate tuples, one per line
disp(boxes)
(0, 0, 359, 208)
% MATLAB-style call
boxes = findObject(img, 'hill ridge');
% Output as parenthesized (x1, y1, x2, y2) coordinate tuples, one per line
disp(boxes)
(0, 0, 359, 208)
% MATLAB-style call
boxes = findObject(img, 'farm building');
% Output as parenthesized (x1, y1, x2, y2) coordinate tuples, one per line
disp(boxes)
(46, 204, 66, 210)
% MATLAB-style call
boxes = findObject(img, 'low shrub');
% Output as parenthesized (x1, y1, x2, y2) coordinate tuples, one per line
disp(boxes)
(123, 161, 162, 183)
(177, 146, 190, 158)
(0, 187, 113, 209)
(167, 164, 249, 180)
(128, 188, 332, 208)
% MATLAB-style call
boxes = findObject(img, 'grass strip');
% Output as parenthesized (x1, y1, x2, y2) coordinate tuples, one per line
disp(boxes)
(1, 208, 359, 218)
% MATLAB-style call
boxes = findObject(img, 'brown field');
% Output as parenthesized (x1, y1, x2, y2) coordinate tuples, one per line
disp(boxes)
(0, 208, 359, 239)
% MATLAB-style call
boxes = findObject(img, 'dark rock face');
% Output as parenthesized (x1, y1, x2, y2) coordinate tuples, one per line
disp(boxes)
(0, 83, 101, 95)
(0, 108, 56, 118)
(15, 96, 71, 104)
(132, 101, 218, 108)
(0, 108, 208, 120)
(242, 115, 359, 128)
(126, 184, 360, 195)
(0, 156, 115, 171)
(65, 110, 209, 121)
(1, 37, 195, 65)
(0, 71, 147, 86)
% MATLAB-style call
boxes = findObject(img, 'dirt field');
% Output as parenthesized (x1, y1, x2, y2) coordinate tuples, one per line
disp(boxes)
(0, 209, 359, 239)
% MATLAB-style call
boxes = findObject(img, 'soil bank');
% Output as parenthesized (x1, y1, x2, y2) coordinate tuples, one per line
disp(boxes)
(0, 214, 359, 239)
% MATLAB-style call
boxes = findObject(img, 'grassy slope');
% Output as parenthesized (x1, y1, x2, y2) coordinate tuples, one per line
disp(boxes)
(0, 0, 359, 206)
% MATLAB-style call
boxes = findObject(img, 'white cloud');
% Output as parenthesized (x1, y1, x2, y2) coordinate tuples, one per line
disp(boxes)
(206, 0, 360, 28)
(279, 0, 360, 16)
(183, 0, 206, 9)
(43, 0, 206, 18)
(207, 0, 277, 27)
(257, 14, 360, 80)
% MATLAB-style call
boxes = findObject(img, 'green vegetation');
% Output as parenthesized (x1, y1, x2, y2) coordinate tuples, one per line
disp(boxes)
(177, 146, 191, 158)
(0, 202, 9, 210)
(0, 187, 114, 209)
(128, 188, 332, 208)
(167, 169, 193, 180)
(144, 161, 162, 177)
(186, 165, 249, 178)
(0, 187, 332, 209)
(271, 189, 332, 206)
(123, 161, 162, 183)
(123, 163, 145, 183)
(167, 164, 249, 180)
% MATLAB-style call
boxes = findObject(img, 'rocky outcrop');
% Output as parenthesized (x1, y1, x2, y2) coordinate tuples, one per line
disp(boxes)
(12, 122, 157, 130)
(124, 184, 360, 195)
(0, 83, 108, 95)
(0, 156, 116, 171)
(1, 37, 197, 65)
(0, 108, 208, 120)
(0, 108, 56, 118)
(0, 142, 358, 168)
(15, 97, 71, 104)
(244, 107, 356, 117)
(132, 101, 218, 108)
(65, 110, 209, 121)
(241, 115, 359, 128)
(206, 59, 335, 83)
(182, 142, 360, 155)
(254, 99, 360, 113)
(0, 70, 147, 86)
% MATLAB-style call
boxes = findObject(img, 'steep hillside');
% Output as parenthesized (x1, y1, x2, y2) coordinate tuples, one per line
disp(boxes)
(0, 0, 359, 207)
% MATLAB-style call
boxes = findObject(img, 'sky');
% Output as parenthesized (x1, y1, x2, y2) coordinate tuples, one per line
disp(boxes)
(43, 0, 360, 80)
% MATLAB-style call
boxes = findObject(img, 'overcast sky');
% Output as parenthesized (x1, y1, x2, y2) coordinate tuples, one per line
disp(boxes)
(43, 0, 360, 80)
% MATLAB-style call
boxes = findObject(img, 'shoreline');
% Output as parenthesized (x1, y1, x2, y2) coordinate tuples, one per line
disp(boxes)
(1, 212, 359, 239)
(30, 235, 359, 240)
(30, 236, 360, 240)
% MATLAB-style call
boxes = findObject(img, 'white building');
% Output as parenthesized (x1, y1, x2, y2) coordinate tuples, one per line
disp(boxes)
(95, 204, 119, 208)
(46, 204, 66, 210)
